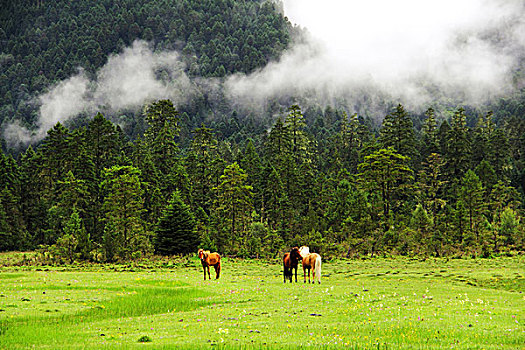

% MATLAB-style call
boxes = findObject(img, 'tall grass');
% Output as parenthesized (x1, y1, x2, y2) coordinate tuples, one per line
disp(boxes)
(0, 286, 214, 348)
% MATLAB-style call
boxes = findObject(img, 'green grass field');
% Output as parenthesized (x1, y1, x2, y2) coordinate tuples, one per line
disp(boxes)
(0, 255, 523, 349)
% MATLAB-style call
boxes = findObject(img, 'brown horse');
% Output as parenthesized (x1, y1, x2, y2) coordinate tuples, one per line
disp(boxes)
(283, 247, 303, 283)
(198, 249, 221, 280)
(301, 251, 322, 284)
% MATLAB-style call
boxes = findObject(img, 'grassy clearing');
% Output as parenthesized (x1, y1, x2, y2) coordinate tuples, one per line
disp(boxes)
(0, 256, 523, 349)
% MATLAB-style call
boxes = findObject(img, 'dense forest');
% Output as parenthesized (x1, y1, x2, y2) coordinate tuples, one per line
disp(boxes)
(1, 0, 524, 261)
(1, 100, 524, 261)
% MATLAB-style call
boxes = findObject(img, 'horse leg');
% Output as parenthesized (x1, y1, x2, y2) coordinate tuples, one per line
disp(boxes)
(303, 266, 306, 283)
(207, 266, 211, 280)
(294, 266, 297, 283)
(215, 263, 221, 279)
(308, 267, 312, 283)
(203, 266, 206, 280)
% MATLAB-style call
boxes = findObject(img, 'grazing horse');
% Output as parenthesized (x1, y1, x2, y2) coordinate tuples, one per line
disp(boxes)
(283, 247, 303, 283)
(300, 247, 322, 284)
(198, 249, 221, 280)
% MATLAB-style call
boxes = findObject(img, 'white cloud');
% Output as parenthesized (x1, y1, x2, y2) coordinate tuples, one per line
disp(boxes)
(4, 2, 524, 146)
(227, 0, 525, 113)
(4, 41, 195, 146)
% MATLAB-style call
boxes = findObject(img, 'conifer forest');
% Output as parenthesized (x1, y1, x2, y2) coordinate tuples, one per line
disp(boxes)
(1, 0, 524, 261)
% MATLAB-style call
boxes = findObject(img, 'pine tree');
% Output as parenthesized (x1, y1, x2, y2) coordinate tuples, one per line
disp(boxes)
(19, 146, 47, 246)
(284, 104, 308, 161)
(265, 116, 291, 161)
(143, 100, 183, 202)
(358, 147, 414, 220)
(212, 162, 253, 253)
(472, 111, 494, 168)
(409, 204, 434, 255)
(261, 162, 287, 232)
(101, 165, 149, 261)
(338, 112, 365, 173)
(63, 208, 90, 260)
(421, 107, 439, 159)
(444, 108, 471, 185)
(40, 122, 72, 193)
(459, 170, 484, 243)
(241, 139, 263, 214)
(85, 113, 125, 175)
(188, 124, 217, 214)
(379, 104, 418, 163)
(155, 191, 198, 255)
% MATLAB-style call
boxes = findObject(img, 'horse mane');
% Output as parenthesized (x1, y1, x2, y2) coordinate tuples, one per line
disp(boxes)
(298, 246, 310, 258)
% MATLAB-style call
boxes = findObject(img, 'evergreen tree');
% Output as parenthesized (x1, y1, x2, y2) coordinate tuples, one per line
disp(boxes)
(212, 162, 253, 253)
(265, 116, 291, 161)
(19, 145, 47, 246)
(188, 124, 217, 214)
(358, 147, 414, 221)
(409, 204, 434, 255)
(444, 108, 471, 186)
(63, 208, 90, 260)
(379, 104, 418, 163)
(261, 162, 287, 232)
(143, 100, 182, 198)
(472, 111, 494, 168)
(459, 170, 484, 243)
(101, 165, 150, 261)
(155, 191, 199, 255)
(284, 104, 308, 161)
(421, 107, 439, 159)
(338, 112, 365, 173)
(241, 139, 263, 214)
(497, 208, 520, 250)
(326, 178, 355, 233)
(85, 113, 125, 175)
(39, 122, 72, 193)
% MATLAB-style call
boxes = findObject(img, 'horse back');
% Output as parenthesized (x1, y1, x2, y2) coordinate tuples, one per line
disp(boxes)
(207, 252, 220, 266)
(302, 253, 319, 268)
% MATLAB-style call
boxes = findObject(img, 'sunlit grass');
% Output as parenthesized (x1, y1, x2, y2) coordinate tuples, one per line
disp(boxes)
(0, 256, 523, 349)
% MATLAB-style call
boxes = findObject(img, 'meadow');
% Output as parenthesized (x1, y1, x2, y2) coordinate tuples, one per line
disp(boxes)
(0, 254, 523, 349)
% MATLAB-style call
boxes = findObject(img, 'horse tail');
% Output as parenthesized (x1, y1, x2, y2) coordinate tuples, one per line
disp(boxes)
(314, 255, 322, 284)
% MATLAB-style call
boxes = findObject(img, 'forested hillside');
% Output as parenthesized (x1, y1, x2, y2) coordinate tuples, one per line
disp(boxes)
(0, 0, 524, 261)
(0, 0, 291, 131)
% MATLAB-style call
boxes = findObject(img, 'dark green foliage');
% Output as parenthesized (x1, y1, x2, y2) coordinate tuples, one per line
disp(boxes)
(101, 165, 150, 261)
(0, 0, 292, 128)
(155, 191, 198, 255)
(1, 97, 525, 258)
(137, 335, 152, 343)
(379, 104, 418, 162)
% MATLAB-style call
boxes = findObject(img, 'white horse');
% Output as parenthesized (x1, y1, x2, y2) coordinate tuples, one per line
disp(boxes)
(298, 246, 322, 284)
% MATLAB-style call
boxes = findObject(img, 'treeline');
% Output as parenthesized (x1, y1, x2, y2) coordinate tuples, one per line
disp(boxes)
(0, 0, 291, 129)
(1, 100, 524, 261)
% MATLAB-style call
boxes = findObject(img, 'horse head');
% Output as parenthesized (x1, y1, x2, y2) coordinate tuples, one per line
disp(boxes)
(198, 249, 207, 260)
(290, 247, 303, 261)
